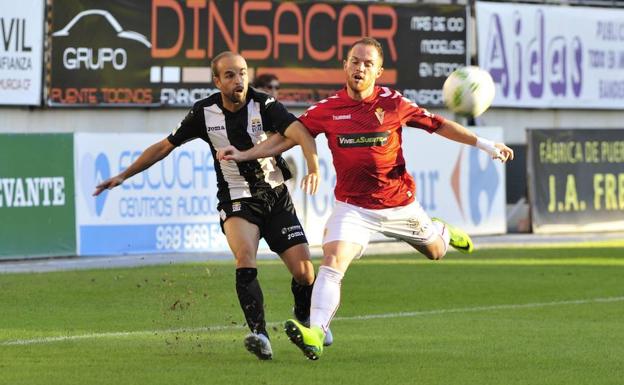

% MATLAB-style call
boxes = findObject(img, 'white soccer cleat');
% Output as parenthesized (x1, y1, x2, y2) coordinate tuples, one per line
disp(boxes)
(244, 333, 273, 360)
(323, 327, 334, 346)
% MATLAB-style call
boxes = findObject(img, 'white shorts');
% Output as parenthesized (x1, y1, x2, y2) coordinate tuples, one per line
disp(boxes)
(322, 200, 437, 258)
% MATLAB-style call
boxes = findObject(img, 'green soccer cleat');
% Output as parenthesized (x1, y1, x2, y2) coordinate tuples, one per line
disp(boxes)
(284, 319, 324, 360)
(293, 309, 334, 347)
(432, 217, 474, 254)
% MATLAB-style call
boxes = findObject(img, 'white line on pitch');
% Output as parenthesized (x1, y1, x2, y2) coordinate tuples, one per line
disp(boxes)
(2, 296, 623, 346)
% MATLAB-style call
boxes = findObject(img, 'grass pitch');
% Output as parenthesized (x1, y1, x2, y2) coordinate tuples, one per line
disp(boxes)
(1, 243, 623, 385)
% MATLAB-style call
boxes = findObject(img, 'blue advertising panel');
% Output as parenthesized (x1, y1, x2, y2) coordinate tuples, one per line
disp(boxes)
(75, 133, 229, 255)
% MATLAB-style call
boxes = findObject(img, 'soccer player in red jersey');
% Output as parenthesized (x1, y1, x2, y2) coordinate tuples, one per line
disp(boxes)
(217, 38, 514, 360)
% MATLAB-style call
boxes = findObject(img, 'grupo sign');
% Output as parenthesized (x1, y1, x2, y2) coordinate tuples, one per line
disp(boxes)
(527, 129, 624, 233)
(477, 2, 624, 109)
(0, 0, 44, 105)
(49, 0, 466, 107)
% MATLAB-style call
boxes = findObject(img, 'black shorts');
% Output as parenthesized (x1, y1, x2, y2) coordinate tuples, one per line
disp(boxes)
(217, 184, 308, 254)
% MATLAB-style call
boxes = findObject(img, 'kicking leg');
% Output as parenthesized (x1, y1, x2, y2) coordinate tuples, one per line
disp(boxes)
(407, 218, 473, 258)
(407, 219, 450, 260)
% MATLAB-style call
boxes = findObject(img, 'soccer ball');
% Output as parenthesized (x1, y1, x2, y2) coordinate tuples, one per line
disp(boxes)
(442, 66, 495, 117)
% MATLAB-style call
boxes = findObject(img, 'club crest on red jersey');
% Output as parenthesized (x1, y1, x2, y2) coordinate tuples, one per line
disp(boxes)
(374, 107, 385, 124)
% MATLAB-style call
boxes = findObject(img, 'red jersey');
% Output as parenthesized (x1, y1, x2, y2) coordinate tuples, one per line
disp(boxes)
(299, 86, 445, 209)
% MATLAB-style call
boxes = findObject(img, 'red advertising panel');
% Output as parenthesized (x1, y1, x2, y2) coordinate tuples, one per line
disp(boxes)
(49, 1, 467, 107)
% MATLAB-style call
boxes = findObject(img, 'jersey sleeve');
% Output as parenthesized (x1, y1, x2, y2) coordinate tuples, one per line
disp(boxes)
(167, 104, 204, 146)
(298, 104, 326, 137)
(264, 98, 297, 135)
(399, 97, 445, 133)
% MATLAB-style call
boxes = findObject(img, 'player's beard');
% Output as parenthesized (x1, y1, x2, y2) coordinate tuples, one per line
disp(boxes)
(347, 74, 373, 94)
(228, 86, 246, 104)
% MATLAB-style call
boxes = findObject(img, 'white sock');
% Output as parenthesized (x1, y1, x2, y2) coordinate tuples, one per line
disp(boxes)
(310, 265, 344, 333)
(433, 220, 450, 253)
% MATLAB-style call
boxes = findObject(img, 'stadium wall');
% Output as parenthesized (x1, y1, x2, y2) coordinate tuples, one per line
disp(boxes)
(4, 107, 624, 146)
(2, 0, 624, 258)
(0, 127, 507, 259)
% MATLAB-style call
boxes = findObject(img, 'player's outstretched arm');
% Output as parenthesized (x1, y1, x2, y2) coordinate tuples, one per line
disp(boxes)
(92, 138, 175, 196)
(435, 120, 514, 163)
(217, 133, 296, 162)
(283, 121, 319, 194)
(217, 121, 319, 194)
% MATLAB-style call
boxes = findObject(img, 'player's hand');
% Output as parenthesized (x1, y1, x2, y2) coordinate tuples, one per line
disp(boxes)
(300, 171, 319, 195)
(494, 143, 514, 163)
(93, 176, 125, 196)
(216, 145, 245, 162)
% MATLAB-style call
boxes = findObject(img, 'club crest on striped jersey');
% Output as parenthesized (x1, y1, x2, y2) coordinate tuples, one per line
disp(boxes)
(374, 107, 385, 124)
(250, 117, 263, 134)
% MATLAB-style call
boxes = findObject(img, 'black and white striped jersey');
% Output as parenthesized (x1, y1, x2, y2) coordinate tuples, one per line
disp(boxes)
(167, 87, 295, 204)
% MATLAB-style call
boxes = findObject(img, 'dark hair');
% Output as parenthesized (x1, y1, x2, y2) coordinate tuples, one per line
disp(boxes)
(253, 73, 279, 89)
(347, 37, 384, 66)
(211, 51, 238, 78)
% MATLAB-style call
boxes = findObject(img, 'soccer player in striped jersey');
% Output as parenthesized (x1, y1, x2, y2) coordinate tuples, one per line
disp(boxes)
(217, 38, 514, 360)
(93, 52, 330, 360)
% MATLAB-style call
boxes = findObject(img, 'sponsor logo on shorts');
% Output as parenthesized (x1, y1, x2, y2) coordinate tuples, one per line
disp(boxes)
(232, 202, 242, 212)
(337, 131, 389, 147)
(219, 209, 227, 220)
(282, 225, 304, 240)
(281, 225, 302, 235)
(408, 218, 427, 236)
(287, 231, 304, 240)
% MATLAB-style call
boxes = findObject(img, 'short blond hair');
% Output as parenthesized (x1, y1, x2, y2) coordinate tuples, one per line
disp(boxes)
(347, 37, 384, 66)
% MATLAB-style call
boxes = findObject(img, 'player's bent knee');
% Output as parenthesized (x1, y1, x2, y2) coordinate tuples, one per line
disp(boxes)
(292, 266, 315, 285)
(420, 244, 446, 260)
(321, 254, 340, 268)
(233, 249, 257, 266)
(427, 249, 446, 260)
(411, 241, 445, 260)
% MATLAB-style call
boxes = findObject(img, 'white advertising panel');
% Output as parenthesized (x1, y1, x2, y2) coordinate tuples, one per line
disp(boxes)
(75, 133, 229, 255)
(301, 127, 507, 246)
(403, 127, 506, 235)
(476, 2, 624, 109)
(298, 136, 336, 247)
(0, 0, 44, 105)
(75, 128, 506, 254)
